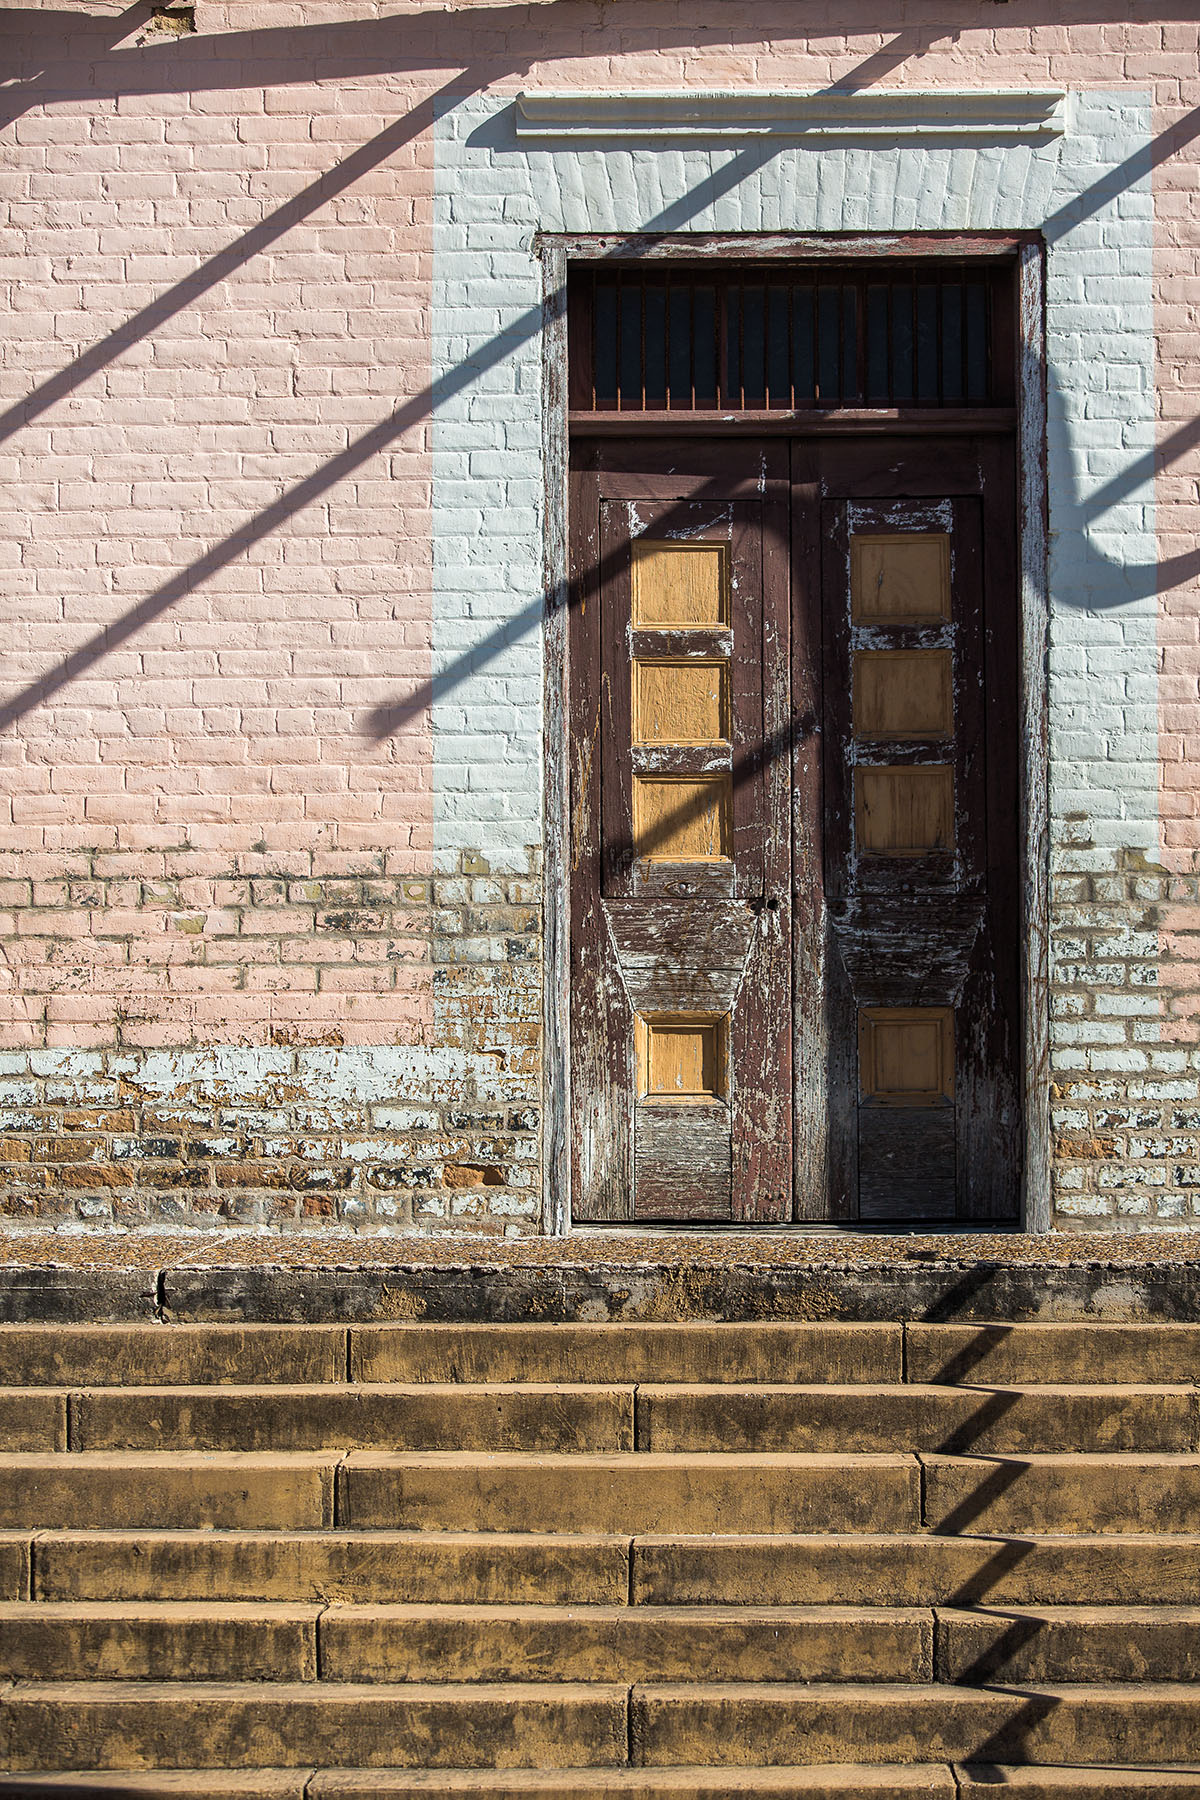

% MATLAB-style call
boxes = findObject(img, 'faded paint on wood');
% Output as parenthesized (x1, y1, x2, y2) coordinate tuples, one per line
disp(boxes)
(633, 773, 732, 862)
(856, 764, 956, 855)
(851, 533, 951, 624)
(854, 649, 953, 740)
(632, 541, 729, 627)
(638, 1014, 726, 1100)
(859, 1007, 955, 1104)
(633, 659, 729, 746)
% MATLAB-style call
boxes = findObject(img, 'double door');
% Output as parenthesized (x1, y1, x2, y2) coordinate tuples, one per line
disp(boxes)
(568, 435, 1021, 1225)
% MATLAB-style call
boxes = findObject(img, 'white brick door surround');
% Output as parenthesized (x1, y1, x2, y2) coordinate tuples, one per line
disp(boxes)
(431, 89, 1163, 1233)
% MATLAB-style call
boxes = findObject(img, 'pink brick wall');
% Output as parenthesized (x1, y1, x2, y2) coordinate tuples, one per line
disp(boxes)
(1, 0, 437, 1053)
(1, 0, 1197, 1229)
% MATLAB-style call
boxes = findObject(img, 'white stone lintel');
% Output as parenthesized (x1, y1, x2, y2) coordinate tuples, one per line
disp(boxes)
(514, 89, 1069, 142)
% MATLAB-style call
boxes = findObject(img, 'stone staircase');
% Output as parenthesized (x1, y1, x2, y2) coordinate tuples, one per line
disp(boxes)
(0, 1316, 1199, 1795)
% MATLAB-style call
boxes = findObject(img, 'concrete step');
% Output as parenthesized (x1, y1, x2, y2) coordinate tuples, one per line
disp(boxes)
(632, 1531, 1200, 1607)
(936, 1604, 1200, 1683)
(337, 1451, 921, 1534)
(2, 1322, 1196, 1390)
(7, 1682, 1200, 1774)
(315, 1774, 1200, 1799)
(350, 1323, 903, 1385)
(0, 1454, 338, 1531)
(630, 1682, 1200, 1767)
(0, 1600, 929, 1685)
(0, 1326, 346, 1388)
(0, 1768, 958, 1798)
(316, 1603, 930, 1684)
(635, 1384, 1196, 1455)
(0, 1778, 309, 1800)
(55, 1380, 1198, 1455)
(6, 1599, 1198, 1687)
(906, 1324, 1200, 1388)
(0, 1602, 321, 1681)
(12, 1384, 1200, 1458)
(923, 1454, 1200, 1534)
(3, 1771, 1200, 1800)
(317, 1771, 1200, 1799)
(71, 1384, 635, 1453)
(0, 1681, 629, 1771)
(29, 1529, 632, 1605)
(0, 1393, 65, 1453)
(955, 1772, 1200, 1797)
(26, 1527, 1200, 1608)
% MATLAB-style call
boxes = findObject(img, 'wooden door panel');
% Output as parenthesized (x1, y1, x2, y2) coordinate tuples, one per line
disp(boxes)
(817, 439, 1021, 1224)
(570, 445, 791, 1223)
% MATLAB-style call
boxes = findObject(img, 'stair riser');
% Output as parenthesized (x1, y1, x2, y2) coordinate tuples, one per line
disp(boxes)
(308, 1613, 933, 1685)
(43, 1387, 1197, 1456)
(7, 1614, 1200, 1686)
(906, 1325, 1200, 1388)
(0, 1328, 346, 1390)
(311, 1773, 960, 1797)
(0, 1780, 307, 1799)
(338, 1461, 921, 1535)
(27, 1532, 1200, 1608)
(924, 1459, 1200, 1534)
(0, 1396, 65, 1453)
(30, 1533, 631, 1606)
(72, 1389, 635, 1454)
(351, 1326, 905, 1386)
(936, 1615, 1200, 1684)
(6, 1689, 1200, 1773)
(0, 1617, 318, 1682)
(0, 1462, 336, 1532)
(0, 1691, 628, 1772)
(635, 1390, 1195, 1456)
(632, 1538, 1200, 1607)
(4, 1323, 1199, 1390)
(632, 1690, 1200, 1768)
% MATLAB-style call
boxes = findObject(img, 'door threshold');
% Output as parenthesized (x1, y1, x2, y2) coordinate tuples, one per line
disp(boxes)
(571, 1221, 1024, 1237)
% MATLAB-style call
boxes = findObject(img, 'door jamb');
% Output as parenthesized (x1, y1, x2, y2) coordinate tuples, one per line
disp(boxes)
(538, 232, 1051, 1236)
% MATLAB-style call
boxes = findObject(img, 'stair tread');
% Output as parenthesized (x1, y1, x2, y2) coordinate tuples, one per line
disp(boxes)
(5, 1380, 1192, 1393)
(9, 1678, 1200, 1697)
(2, 1769, 1199, 1796)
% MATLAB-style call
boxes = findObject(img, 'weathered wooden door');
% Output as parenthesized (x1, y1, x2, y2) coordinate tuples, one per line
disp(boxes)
(569, 442, 792, 1221)
(806, 436, 1022, 1224)
(569, 433, 1020, 1225)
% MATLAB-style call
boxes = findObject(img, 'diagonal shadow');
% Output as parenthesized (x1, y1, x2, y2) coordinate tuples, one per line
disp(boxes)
(0, 91, 452, 449)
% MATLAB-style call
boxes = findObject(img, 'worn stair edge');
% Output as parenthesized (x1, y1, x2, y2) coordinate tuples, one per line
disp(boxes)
(2, 1769, 1199, 1799)
(27, 1528, 1200, 1608)
(338, 1450, 921, 1534)
(935, 1604, 1200, 1683)
(0, 1769, 958, 1798)
(0, 1453, 339, 1532)
(4, 1259, 1200, 1327)
(630, 1682, 1200, 1767)
(29, 1529, 633, 1605)
(70, 1384, 637, 1454)
(0, 1325, 348, 1387)
(0, 1681, 630, 1772)
(51, 1381, 1200, 1456)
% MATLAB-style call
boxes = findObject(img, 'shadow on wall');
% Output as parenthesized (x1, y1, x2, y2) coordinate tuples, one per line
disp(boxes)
(0, 2, 1196, 741)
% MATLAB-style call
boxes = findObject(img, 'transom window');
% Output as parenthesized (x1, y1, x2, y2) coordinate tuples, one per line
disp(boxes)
(568, 259, 1015, 413)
